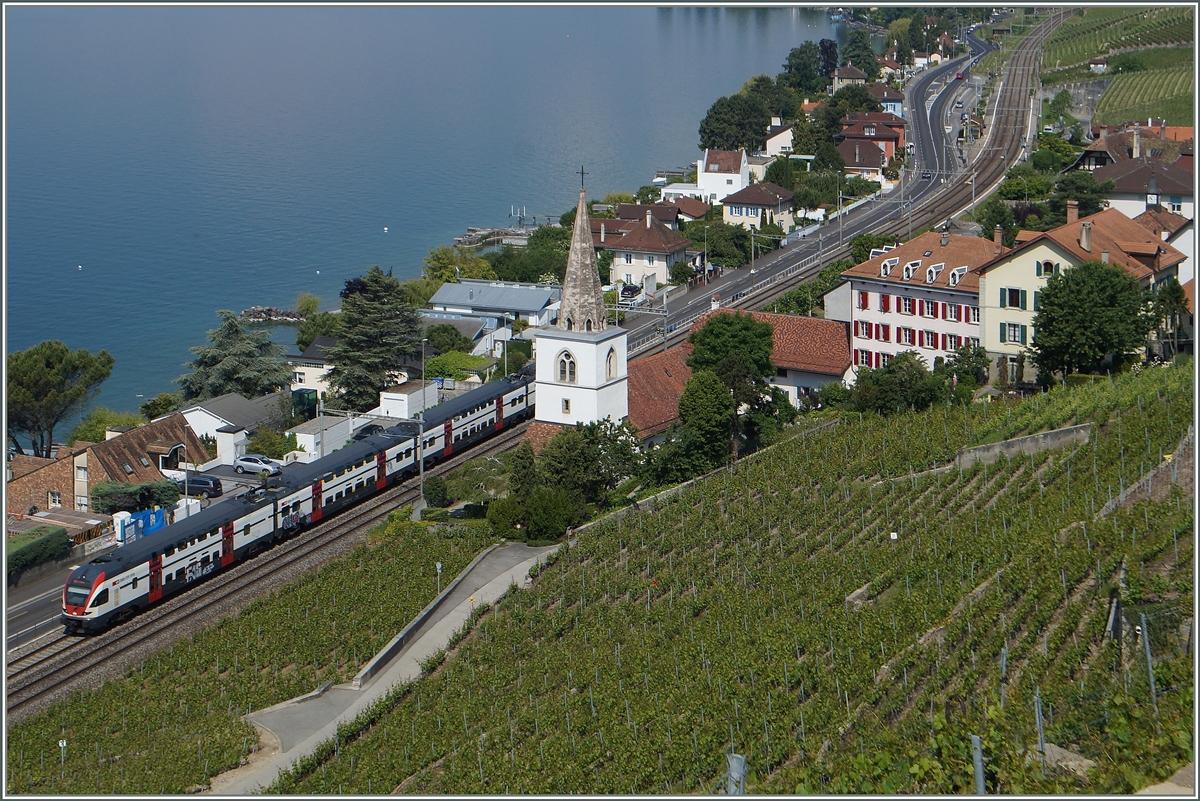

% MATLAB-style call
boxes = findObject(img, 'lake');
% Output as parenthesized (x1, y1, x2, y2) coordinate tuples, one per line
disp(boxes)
(6, 5, 848, 421)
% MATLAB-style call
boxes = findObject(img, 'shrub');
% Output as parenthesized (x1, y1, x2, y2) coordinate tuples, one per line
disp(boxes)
(486, 497, 526, 536)
(90, 479, 181, 515)
(525, 486, 585, 541)
(7, 525, 71, 577)
(423, 475, 450, 508)
(419, 507, 449, 523)
(246, 428, 300, 459)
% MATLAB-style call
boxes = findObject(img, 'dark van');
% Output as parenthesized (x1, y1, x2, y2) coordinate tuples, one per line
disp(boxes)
(176, 474, 224, 498)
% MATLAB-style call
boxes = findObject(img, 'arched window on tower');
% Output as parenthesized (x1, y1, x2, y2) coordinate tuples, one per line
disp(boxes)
(606, 347, 617, 380)
(558, 351, 576, 384)
(585, 319, 593, 332)
(565, 317, 574, 331)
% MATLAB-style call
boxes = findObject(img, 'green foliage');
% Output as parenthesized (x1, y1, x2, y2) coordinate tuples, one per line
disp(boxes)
(425, 352, 491, 381)
(814, 141, 845, 172)
(423, 475, 451, 508)
(176, 310, 291, 403)
(296, 292, 321, 318)
(485, 496, 526, 536)
(764, 156, 798, 190)
(1030, 260, 1151, 376)
(140, 391, 183, 420)
(975, 196, 1017, 247)
(688, 312, 775, 380)
(998, 164, 1054, 200)
(698, 93, 771, 151)
(524, 485, 585, 541)
(68, 407, 146, 445)
(1047, 88, 1075, 119)
(199, 433, 218, 459)
(485, 226, 571, 284)
(841, 29, 881, 81)
(945, 344, 991, 388)
(422, 245, 497, 283)
(1151, 276, 1190, 356)
(634, 185, 660, 204)
(1095, 66, 1193, 128)
(596, 248, 613, 284)
(6, 525, 71, 577)
(850, 351, 949, 414)
(681, 219, 750, 268)
(742, 74, 799, 122)
(90, 479, 181, 515)
(676, 369, 736, 466)
(781, 41, 827, 95)
(7, 340, 115, 458)
(419, 506, 450, 523)
(326, 266, 423, 412)
(425, 323, 476, 356)
(296, 311, 342, 352)
(537, 419, 641, 508)
(507, 441, 538, 504)
(245, 427, 300, 460)
(669, 259, 694, 285)
(770, 258, 855, 316)
(397, 276, 445, 308)
(849, 233, 896, 265)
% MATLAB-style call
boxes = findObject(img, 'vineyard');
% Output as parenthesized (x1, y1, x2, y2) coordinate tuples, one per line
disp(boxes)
(258, 362, 1188, 794)
(1041, 7, 1193, 70)
(5, 363, 1192, 795)
(5, 519, 494, 794)
(1094, 67, 1195, 126)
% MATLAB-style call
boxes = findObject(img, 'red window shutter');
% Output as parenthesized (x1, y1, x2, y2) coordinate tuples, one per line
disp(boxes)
(958, 304, 964, 322)
(917, 299, 923, 316)
(874, 351, 881, 368)
(874, 323, 881, 340)
(853, 349, 859, 365)
(881, 294, 890, 312)
(883, 324, 890, 342)
(941, 333, 947, 350)
(941, 302, 947, 320)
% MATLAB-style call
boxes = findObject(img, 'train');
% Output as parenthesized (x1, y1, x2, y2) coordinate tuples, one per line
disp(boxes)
(61, 369, 536, 634)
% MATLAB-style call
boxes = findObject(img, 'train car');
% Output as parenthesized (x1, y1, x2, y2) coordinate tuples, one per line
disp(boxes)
(62, 369, 536, 634)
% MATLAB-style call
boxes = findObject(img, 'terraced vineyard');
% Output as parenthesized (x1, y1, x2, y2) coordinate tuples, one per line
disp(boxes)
(1095, 67, 1195, 126)
(1042, 7, 1193, 70)
(262, 362, 1191, 795)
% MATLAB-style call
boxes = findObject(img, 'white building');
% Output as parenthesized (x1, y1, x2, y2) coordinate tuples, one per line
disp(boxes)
(533, 187, 629, 429)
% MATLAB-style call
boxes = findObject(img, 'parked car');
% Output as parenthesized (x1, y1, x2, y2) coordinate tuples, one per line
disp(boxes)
(352, 423, 384, 441)
(175, 474, 224, 499)
(234, 454, 283, 475)
(620, 284, 640, 299)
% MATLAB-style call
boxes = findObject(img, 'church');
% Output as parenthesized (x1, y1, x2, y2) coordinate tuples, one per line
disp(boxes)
(525, 185, 629, 450)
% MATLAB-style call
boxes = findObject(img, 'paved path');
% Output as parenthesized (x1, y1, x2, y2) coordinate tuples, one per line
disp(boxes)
(208, 540, 558, 795)
(1136, 763, 1195, 795)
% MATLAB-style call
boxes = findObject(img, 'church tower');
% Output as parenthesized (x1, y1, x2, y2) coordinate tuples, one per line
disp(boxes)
(534, 185, 628, 427)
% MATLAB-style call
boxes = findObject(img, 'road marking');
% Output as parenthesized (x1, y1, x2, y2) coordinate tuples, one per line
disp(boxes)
(6, 616, 60, 644)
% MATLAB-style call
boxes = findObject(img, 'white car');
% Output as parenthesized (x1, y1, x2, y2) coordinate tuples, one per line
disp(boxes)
(234, 454, 283, 475)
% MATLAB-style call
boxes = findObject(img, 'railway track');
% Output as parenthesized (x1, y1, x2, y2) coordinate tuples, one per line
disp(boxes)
(6, 420, 530, 722)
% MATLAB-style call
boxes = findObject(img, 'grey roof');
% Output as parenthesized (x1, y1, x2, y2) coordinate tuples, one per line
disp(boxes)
(420, 314, 487, 340)
(299, 336, 337, 361)
(191, 391, 287, 432)
(429, 279, 560, 314)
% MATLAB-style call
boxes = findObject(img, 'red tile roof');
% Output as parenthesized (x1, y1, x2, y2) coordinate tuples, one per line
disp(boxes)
(840, 231, 997, 292)
(841, 111, 907, 128)
(866, 82, 903, 101)
(8, 454, 56, 480)
(720, 182, 793, 207)
(615, 204, 678, 224)
(665, 196, 710, 219)
(833, 65, 867, 79)
(1134, 207, 1189, 239)
(522, 421, 565, 455)
(838, 139, 886, 168)
(626, 343, 693, 438)
(702, 149, 745, 174)
(590, 218, 639, 248)
(840, 123, 900, 141)
(1094, 158, 1193, 197)
(607, 217, 691, 255)
(692, 310, 851, 376)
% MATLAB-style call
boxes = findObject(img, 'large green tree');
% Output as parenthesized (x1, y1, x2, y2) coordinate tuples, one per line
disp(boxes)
(325, 265, 423, 411)
(781, 42, 826, 95)
(850, 351, 948, 414)
(537, 418, 640, 509)
(698, 93, 771, 152)
(976, 196, 1018, 247)
(423, 245, 497, 283)
(7, 341, 115, 457)
(644, 369, 735, 485)
(1030, 260, 1150, 376)
(1152, 277, 1190, 357)
(177, 311, 291, 402)
(425, 323, 476, 356)
(743, 74, 799, 122)
(69, 408, 146, 445)
(1045, 172, 1114, 226)
(841, 29, 881, 82)
(818, 38, 839, 78)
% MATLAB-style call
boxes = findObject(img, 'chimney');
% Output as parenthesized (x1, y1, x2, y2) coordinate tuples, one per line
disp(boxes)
(941, 231, 950, 247)
(1101, 249, 1110, 263)
(1133, 124, 1140, 159)
(1080, 220, 1092, 252)
(1100, 124, 1108, 140)
(1161, 119, 1167, 140)
(771, 115, 782, 127)
(993, 225, 1003, 251)
(1066, 199, 1080, 225)
(600, 222, 606, 244)
(646, 210, 653, 229)
(855, 141, 861, 163)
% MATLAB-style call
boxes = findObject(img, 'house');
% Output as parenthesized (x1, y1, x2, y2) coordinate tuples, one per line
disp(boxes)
(175, 390, 294, 466)
(866, 83, 905, 118)
(831, 64, 867, 92)
(591, 217, 640, 249)
(663, 196, 710, 223)
(697, 149, 750, 204)
(765, 116, 795, 156)
(800, 97, 826, 119)
(1168, 218, 1194, 285)
(1135, 206, 1190, 242)
(720, 182, 795, 231)
(927, 51, 943, 65)
(1088, 57, 1107, 73)
(626, 343, 694, 441)
(837, 138, 887, 186)
(1072, 122, 1191, 172)
(975, 204, 1188, 381)
(840, 112, 908, 160)
(5, 413, 208, 517)
(428, 278, 561, 328)
(937, 33, 956, 54)
(823, 230, 996, 376)
(606, 210, 692, 288)
(747, 154, 775, 183)
(1094, 158, 1194, 219)
(288, 336, 336, 398)
(912, 51, 930, 70)
(876, 57, 904, 82)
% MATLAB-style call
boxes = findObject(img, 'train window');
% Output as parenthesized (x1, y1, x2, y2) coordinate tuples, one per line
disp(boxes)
(201, 555, 210, 566)
(165, 545, 176, 557)
(90, 589, 109, 607)
(406, 448, 413, 458)
(132, 576, 138, 590)
(323, 472, 333, 483)
(243, 524, 251, 537)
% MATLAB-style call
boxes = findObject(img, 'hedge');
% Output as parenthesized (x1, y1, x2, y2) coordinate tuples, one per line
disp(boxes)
(7, 525, 71, 577)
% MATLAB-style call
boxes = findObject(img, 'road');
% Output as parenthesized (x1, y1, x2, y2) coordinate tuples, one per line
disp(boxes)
(622, 37, 1000, 352)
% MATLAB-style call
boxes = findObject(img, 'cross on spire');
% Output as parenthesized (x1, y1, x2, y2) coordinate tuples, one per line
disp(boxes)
(578, 166, 588, 189)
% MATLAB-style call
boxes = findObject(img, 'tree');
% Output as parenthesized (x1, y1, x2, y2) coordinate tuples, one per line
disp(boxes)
(743, 74, 800, 122)
(245, 427, 300, 459)
(790, 113, 818, 157)
(814, 84, 881, 140)
(90, 479, 180, 515)
(976, 196, 1017, 247)
(7, 341, 115, 457)
(536, 418, 638, 508)
(771, 259, 854, 315)
(814, 141, 845, 172)
(793, 185, 823, 220)
(1029, 260, 1150, 376)
(425, 352, 490, 381)
(176, 311, 291, 402)
(296, 292, 321, 318)
(1045, 171, 1114, 225)
(887, 19, 912, 58)
(325, 266, 422, 411)
(946, 343, 992, 388)
(850, 351, 947, 414)
(296, 311, 343, 352)
(682, 220, 749, 268)
(782, 41, 826, 94)
(69, 408, 146, 445)
(507, 441, 538, 503)
(140, 392, 182, 419)
(841, 30, 881, 82)
(635, 185, 661, 204)
(486, 496, 526, 536)
(677, 369, 735, 466)
(698, 93, 770, 152)
(818, 38, 839, 78)
(422, 245, 496, 283)
(907, 16, 927, 56)
(670, 260, 694, 285)
(1152, 277, 1190, 357)
(1047, 89, 1074, 120)
(849, 233, 896, 265)
(765, 156, 798, 190)
(998, 164, 1054, 200)
(525, 485, 585, 541)
(687, 312, 777, 459)
(426, 323, 476, 356)
(423, 474, 450, 507)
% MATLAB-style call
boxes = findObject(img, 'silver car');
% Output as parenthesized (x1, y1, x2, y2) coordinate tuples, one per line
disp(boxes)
(234, 454, 283, 475)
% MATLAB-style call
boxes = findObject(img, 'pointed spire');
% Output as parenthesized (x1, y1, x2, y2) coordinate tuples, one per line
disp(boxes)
(558, 188, 607, 333)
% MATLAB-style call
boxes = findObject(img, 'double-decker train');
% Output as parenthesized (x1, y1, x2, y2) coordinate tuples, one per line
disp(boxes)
(62, 370, 535, 634)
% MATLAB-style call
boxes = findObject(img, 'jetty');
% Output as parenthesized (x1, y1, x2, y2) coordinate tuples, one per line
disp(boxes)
(453, 226, 537, 248)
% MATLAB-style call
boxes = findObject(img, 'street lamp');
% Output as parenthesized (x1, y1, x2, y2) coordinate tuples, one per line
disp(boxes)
(703, 224, 711, 287)
(181, 442, 189, 512)
(412, 337, 429, 521)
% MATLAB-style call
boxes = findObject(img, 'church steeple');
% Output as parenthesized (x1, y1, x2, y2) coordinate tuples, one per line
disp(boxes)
(558, 187, 607, 333)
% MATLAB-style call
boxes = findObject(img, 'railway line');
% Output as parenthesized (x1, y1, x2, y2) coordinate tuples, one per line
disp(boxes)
(6, 420, 530, 722)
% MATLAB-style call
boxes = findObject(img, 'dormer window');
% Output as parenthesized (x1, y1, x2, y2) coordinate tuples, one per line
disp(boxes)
(902, 260, 921, 281)
(948, 266, 968, 287)
(925, 263, 945, 284)
(880, 256, 899, 278)
(865, 125, 876, 136)
(708, 164, 719, 172)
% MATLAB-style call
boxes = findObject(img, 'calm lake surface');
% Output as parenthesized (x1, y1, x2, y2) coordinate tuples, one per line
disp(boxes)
(6, 5, 848, 418)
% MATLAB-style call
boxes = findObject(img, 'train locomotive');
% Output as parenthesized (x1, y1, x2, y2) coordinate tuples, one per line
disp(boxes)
(62, 369, 535, 634)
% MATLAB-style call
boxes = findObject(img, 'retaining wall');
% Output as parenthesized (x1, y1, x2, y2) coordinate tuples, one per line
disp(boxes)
(956, 423, 1092, 469)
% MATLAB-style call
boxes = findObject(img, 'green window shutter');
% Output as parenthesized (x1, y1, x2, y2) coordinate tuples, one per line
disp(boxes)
(1020, 325, 1027, 345)
(1036, 262, 1042, 277)
(1020, 289, 1027, 310)
(1054, 263, 1060, 275)
(999, 287, 1007, 308)
(999, 322, 1007, 343)
(1033, 291, 1040, 311)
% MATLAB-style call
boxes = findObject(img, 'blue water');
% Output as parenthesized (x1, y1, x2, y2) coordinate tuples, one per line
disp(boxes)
(6, 6, 846, 418)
